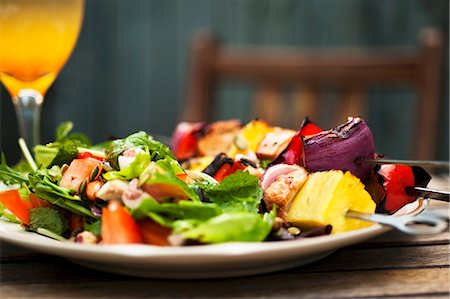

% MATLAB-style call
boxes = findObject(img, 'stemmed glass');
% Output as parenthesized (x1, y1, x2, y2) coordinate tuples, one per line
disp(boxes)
(0, 0, 84, 147)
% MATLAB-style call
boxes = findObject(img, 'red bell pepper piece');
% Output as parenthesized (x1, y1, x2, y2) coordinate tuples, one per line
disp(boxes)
(270, 133, 306, 167)
(29, 194, 50, 208)
(101, 201, 143, 244)
(77, 152, 104, 161)
(171, 122, 204, 160)
(299, 117, 323, 136)
(0, 190, 31, 225)
(213, 163, 233, 182)
(378, 164, 416, 214)
(137, 218, 172, 246)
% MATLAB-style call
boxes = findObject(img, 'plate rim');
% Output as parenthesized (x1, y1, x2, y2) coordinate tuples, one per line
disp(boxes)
(0, 199, 427, 258)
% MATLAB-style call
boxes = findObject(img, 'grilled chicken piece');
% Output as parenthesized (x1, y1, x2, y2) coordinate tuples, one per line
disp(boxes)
(263, 168, 308, 220)
(197, 120, 241, 156)
(256, 128, 296, 160)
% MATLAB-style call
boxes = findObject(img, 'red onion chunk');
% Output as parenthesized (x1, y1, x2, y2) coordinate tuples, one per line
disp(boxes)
(260, 164, 304, 190)
(304, 117, 375, 179)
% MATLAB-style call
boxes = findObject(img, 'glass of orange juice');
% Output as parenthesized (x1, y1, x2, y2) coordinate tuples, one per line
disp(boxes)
(0, 0, 84, 147)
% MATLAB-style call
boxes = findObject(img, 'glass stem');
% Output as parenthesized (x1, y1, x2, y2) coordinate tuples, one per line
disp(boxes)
(13, 89, 43, 147)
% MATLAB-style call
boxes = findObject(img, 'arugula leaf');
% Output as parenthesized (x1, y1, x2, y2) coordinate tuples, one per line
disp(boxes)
(28, 170, 94, 218)
(29, 207, 69, 236)
(105, 131, 175, 170)
(202, 171, 263, 213)
(175, 210, 275, 243)
(0, 153, 28, 185)
(103, 153, 150, 181)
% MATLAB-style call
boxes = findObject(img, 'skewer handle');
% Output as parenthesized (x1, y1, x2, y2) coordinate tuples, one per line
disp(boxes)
(346, 210, 448, 235)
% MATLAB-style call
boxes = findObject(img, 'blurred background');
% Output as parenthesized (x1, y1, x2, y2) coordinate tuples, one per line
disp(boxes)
(1, 0, 449, 163)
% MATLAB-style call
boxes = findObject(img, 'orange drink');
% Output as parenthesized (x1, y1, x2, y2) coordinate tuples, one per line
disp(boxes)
(0, 0, 84, 98)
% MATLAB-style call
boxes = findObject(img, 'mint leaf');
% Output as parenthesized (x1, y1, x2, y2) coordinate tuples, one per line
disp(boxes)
(29, 207, 69, 236)
(203, 171, 263, 213)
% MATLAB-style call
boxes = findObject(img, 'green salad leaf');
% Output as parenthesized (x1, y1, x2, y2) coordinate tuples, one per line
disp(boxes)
(132, 197, 221, 227)
(202, 171, 263, 213)
(0, 203, 21, 223)
(34, 121, 92, 168)
(103, 153, 150, 181)
(83, 218, 102, 236)
(55, 121, 73, 141)
(0, 153, 29, 185)
(131, 170, 272, 244)
(105, 131, 175, 170)
(139, 158, 200, 202)
(28, 168, 94, 218)
(29, 207, 69, 236)
(175, 210, 275, 243)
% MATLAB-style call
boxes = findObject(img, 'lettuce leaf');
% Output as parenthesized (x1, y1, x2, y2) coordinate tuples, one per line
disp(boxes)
(175, 210, 275, 243)
(131, 197, 221, 227)
(103, 153, 150, 181)
(105, 131, 174, 170)
(34, 121, 92, 168)
(140, 158, 200, 202)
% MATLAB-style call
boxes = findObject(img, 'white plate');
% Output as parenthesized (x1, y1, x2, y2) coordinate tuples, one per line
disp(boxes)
(0, 199, 428, 279)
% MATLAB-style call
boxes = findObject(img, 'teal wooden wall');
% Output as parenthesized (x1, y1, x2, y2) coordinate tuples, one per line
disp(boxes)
(1, 0, 448, 163)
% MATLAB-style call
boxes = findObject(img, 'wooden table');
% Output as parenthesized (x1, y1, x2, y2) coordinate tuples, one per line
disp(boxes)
(1, 178, 449, 299)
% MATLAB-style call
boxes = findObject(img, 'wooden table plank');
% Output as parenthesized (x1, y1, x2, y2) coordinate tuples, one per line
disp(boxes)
(1, 267, 448, 299)
(1, 242, 448, 286)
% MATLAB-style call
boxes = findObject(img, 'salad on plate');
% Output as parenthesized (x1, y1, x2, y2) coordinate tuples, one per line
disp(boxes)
(0, 117, 433, 246)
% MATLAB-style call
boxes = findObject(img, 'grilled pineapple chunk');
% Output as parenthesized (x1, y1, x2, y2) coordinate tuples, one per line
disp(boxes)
(286, 170, 376, 233)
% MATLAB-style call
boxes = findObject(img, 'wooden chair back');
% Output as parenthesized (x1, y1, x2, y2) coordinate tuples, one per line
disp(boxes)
(182, 29, 443, 159)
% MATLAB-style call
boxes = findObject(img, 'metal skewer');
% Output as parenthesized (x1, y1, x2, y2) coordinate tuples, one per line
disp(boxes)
(358, 158, 450, 169)
(346, 210, 448, 235)
(405, 186, 450, 202)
